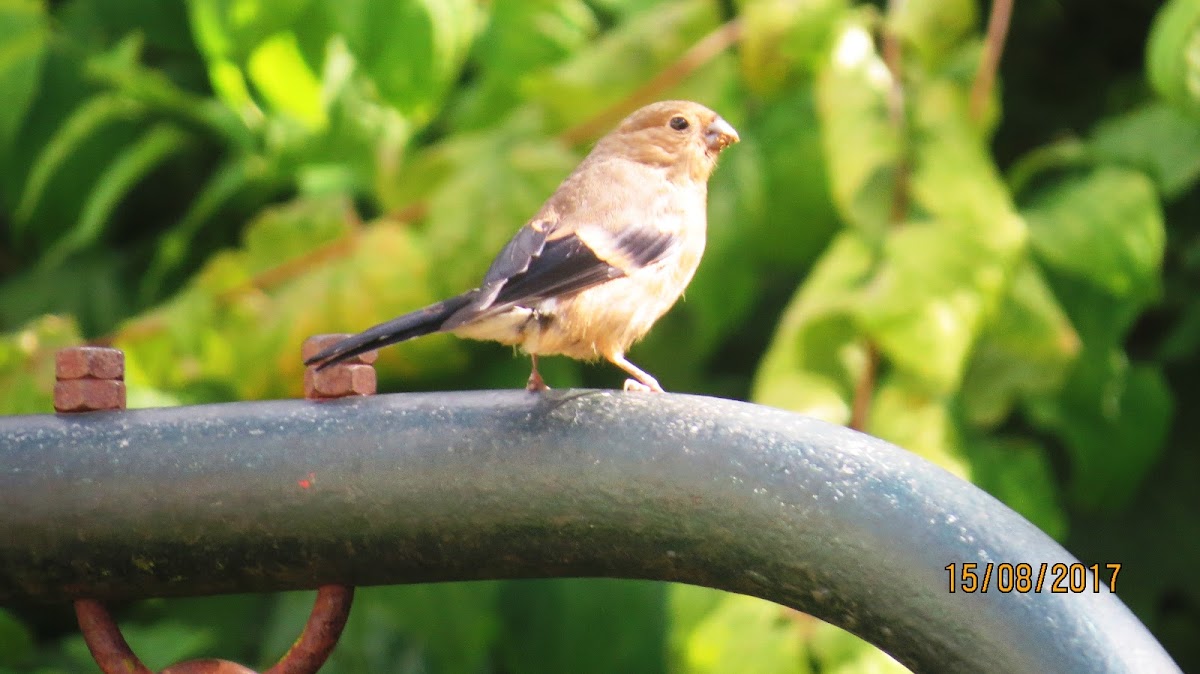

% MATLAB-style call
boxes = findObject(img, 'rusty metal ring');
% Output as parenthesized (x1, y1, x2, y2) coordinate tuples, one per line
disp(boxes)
(75, 586, 353, 674)
(58, 341, 371, 674)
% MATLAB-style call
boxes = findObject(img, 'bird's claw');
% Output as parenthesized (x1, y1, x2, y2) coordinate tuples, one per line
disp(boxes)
(623, 378, 661, 393)
(526, 371, 550, 392)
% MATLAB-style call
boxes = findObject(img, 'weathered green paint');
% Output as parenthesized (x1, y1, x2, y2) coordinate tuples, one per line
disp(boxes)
(0, 390, 1180, 673)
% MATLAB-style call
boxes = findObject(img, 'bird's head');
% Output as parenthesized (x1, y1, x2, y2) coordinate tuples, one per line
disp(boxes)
(598, 100, 740, 184)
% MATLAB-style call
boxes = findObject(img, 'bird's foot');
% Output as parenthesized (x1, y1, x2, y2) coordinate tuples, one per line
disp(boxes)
(608, 353, 664, 393)
(526, 354, 551, 392)
(623, 377, 663, 393)
(526, 370, 550, 392)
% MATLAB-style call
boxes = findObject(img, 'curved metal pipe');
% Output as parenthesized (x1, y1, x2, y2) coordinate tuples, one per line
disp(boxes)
(0, 391, 1180, 673)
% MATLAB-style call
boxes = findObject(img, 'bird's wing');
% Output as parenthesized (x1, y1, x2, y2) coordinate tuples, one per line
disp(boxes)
(443, 219, 679, 329)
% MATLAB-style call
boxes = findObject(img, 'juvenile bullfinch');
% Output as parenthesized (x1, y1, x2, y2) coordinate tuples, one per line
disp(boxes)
(305, 100, 739, 392)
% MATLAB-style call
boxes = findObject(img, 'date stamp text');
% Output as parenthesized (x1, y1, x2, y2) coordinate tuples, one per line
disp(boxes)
(945, 562, 1122, 593)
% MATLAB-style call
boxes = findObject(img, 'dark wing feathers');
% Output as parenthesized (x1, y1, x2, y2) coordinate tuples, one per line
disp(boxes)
(481, 222, 548, 286)
(491, 235, 624, 305)
(609, 225, 678, 268)
(445, 221, 679, 329)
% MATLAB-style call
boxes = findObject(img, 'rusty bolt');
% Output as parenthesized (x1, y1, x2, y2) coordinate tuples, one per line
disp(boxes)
(302, 335, 377, 400)
(55, 347, 126, 413)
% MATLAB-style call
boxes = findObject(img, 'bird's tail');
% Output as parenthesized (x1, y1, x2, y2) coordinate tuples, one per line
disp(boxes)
(304, 292, 475, 370)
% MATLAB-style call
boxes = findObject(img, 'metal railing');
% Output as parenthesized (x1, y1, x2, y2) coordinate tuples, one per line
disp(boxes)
(0, 344, 1181, 673)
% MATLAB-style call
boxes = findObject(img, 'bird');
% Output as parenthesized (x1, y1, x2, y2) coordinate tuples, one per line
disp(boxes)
(304, 100, 739, 392)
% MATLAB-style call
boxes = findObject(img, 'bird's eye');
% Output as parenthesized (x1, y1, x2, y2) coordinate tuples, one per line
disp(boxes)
(668, 116, 690, 131)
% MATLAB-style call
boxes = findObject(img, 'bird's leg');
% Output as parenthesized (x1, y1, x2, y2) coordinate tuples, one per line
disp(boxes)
(526, 354, 550, 392)
(608, 353, 664, 393)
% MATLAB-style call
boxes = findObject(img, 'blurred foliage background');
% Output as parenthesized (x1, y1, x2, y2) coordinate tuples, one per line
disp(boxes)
(0, 0, 1197, 671)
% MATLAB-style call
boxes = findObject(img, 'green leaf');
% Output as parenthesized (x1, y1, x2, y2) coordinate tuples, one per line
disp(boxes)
(395, 110, 581, 297)
(318, 41, 414, 189)
(1146, 0, 1200, 116)
(82, 33, 254, 147)
(856, 82, 1029, 395)
(590, 0, 670, 14)
(187, 0, 316, 63)
(523, 0, 721, 128)
(908, 81, 1026, 256)
(963, 437, 1067, 540)
(1023, 167, 1164, 299)
(184, 0, 258, 112)
(1042, 270, 1148, 353)
(0, 315, 82, 415)
(263, 584, 500, 674)
(666, 584, 725, 662)
(186, 0, 316, 122)
(960, 260, 1080, 427)
(815, 14, 900, 241)
(247, 31, 325, 129)
(14, 94, 144, 230)
(58, 620, 216, 672)
(0, 0, 48, 154)
(888, 0, 977, 67)
(1026, 349, 1172, 510)
(1160, 296, 1200, 362)
(752, 232, 876, 423)
(737, 0, 848, 94)
(668, 588, 809, 674)
(498, 579, 666, 674)
(126, 623, 217, 670)
(808, 621, 908, 673)
(1016, 165, 1161, 364)
(1005, 138, 1092, 198)
(0, 251, 133, 336)
(119, 197, 463, 401)
(140, 155, 265, 302)
(0, 609, 34, 668)
(868, 374, 968, 476)
(319, 0, 481, 126)
(88, 0, 195, 54)
(472, 0, 597, 83)
(1090, 101, 1200, 200)
(125, 595, 274, 665)
(739, 87, 841, 266)
(855, 220, 995, 395)
(40, 124, 190, 269)
(450, 0, 598, 130)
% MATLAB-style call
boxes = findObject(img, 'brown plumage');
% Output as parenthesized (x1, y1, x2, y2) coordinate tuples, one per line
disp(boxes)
(305, 100, 739, 392)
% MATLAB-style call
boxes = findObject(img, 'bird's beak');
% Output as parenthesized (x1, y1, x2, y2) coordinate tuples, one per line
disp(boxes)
(705, 117, 739, 152)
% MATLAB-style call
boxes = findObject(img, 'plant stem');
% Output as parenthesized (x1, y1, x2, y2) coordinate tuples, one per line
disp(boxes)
(852, 2, 912, 432)
(970, 0, 1014, 123)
